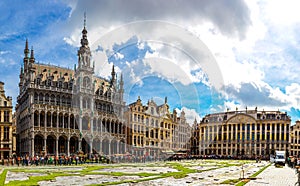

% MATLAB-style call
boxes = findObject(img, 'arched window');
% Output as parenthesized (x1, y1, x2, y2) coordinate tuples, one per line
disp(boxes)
(45, 94, 49, 103)
(34, 93, 38, 103)
(83, 76, 90, 88)
(50, 94, 55, 105)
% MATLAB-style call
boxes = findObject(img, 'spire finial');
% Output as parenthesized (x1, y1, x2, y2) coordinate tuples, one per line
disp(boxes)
(111, 64, 116, 78)
(30, 46, 34, 60)
(84, 12, 86, 28)
(24, 39, 29, 58)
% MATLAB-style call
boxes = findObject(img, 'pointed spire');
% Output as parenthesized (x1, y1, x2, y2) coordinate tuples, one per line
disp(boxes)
(30, 46, 35, 63)
(24, 39, 29, 58)
(111, 64, 116, 82)
(84, 11, 86, 28)
(165, 96, 167, 104)
(80, 12, 88, 47)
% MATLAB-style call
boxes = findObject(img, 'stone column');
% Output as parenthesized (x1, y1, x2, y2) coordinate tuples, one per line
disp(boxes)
(284, 124, 287, 141)
(279, 123, 282, 141)
(67, 138, 70, 157)
(117, 141, 120, 154)
(99, 139, 102, 155)
(31, 112, 34, 128)
(56, 138, 59, 157)
(235, 124, 238, 153)
(226, 124, 229, 155)
(89, 139, 93, 155)
(68, 115, 70, 130)
(108, 140, 111, 156)
(78, 138, 82, 152)
(79, 116, 82, 132)
(31, 137, 34, 157)
(44, 137, 47, 156)
(56, 113, 59, 131)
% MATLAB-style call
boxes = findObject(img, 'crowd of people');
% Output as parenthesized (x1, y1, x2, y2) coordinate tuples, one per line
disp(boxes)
(287, 156, 300, 168)
(0, 153, 271, 166)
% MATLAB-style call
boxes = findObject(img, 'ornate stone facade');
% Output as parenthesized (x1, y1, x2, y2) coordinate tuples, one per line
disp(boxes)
(125, 97, 191, 157)
(0, 82, 16, 159)
(195, 109, 290, 158)
(16, 19, 126, 157)
(290, 120, 300, 157)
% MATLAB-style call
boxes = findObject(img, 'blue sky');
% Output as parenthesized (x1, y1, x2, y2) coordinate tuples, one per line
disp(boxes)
(1, 0, 300, 124)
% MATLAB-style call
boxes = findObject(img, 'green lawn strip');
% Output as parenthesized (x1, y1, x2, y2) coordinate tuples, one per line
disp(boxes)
(249, 163, 271, 178)
(235, 163, 271, 186)
(221, 179, 240, 184)
(88, 162, 195, 185)
(0, 169, 8, 185)
(5, 172, 73, 186)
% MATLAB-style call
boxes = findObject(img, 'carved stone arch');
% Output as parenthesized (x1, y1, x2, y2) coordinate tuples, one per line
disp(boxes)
(34, 92, 38, 103)
(46, 111, 51, 127)
(70, 114, 75, 129)
(82, 115, 90, 130)
(102, 118, 107, 132)
(38, 92, 44, 103)
(56, 95, 61, 106)
(46, 134, 57, 155)
(34, 110, 39, 126)
(50, 94, 55, 105)
(58, 112, 64, 128)
(64, 113, 69, 128)
(40, 111, 45, 127)
(52, 112, 57, 128)
(83, 76, 90, 88)
(70, 135, 78, 154)
(34, 134, 45, 155)
(58, 135, 68, 155)
(61, 95, 66, 106)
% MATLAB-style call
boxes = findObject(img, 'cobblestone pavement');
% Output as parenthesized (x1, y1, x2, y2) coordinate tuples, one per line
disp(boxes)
(246, 164, 298, 186)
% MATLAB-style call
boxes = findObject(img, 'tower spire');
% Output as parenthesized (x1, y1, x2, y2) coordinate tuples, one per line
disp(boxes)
(84, 11, 86, 28)
(30, 46, 35, 63)
(111, 64, 116, 84)
(80, 12, 89, 47)
(24, 39, 29, 58)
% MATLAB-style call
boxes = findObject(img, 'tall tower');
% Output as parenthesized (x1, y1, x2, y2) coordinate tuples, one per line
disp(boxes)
(74, 13, 95, 153)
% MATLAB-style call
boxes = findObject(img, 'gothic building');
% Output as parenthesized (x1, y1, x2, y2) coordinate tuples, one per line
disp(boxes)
(125, 97, 191, 157)
(195, 108, 290, 157)
(16, 18, 126, 157)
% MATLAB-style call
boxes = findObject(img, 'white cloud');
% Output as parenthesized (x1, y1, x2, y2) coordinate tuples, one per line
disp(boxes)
(62, 0, 300, 122)
(175, 107, 201, 126)
(261, 0, 300, 25)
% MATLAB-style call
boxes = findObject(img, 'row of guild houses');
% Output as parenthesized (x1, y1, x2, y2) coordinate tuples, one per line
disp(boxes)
(2, 16, 297, 160)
